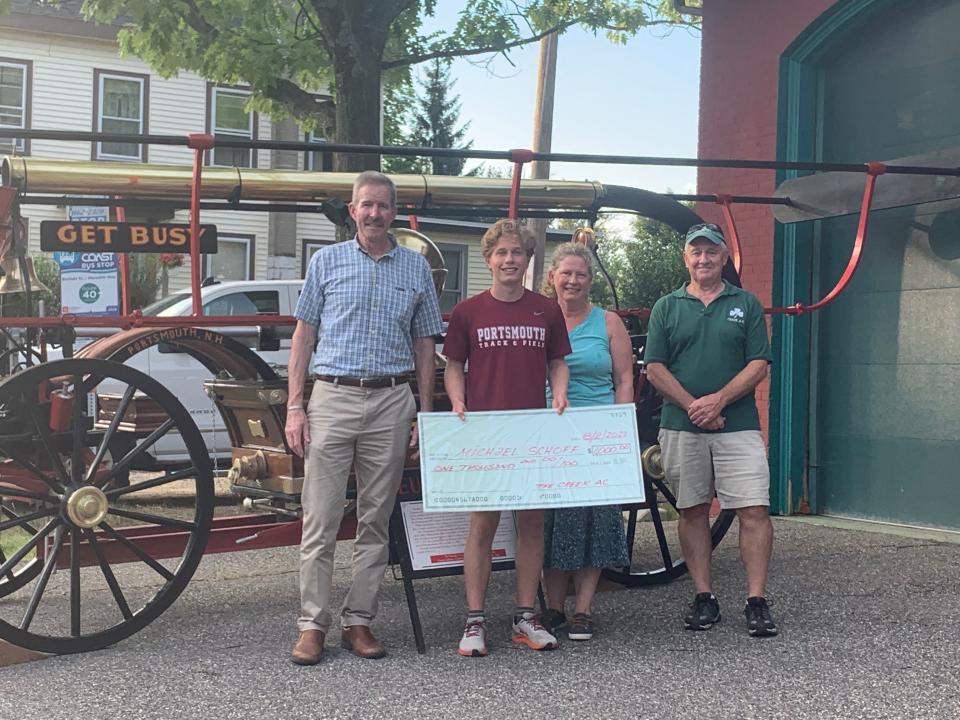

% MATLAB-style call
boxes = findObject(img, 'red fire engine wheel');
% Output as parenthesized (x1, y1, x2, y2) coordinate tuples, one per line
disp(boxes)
(0, 358, 213, 654)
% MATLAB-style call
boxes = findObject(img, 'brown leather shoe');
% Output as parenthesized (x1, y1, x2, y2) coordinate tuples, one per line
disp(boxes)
(340, 625, 386, 659)
(290, 629, 325, 665)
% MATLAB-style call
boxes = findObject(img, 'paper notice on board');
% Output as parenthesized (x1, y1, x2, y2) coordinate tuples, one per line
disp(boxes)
(400, 501, 516, 571)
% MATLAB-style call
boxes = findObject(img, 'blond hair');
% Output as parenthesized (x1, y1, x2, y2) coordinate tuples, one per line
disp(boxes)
(480, 218, 536, 259)
(541, 242, 595, 299)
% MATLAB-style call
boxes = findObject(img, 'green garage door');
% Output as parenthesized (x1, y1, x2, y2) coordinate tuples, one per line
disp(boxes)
(814, 0, 960, 528)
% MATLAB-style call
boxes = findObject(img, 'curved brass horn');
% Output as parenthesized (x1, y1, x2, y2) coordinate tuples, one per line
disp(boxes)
(392, 227, 447, 298)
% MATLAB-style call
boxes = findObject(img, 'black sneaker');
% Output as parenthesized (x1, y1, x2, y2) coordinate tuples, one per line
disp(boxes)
(567, 613, 594, 641)
(540, 608, 567, 633)
(684, 592, 721, 630)
(744, 597, 778, 637)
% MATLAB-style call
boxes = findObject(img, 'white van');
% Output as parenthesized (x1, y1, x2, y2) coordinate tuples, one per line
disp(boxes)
(47, 280, 302, 472)
(134, 279, 302, 465)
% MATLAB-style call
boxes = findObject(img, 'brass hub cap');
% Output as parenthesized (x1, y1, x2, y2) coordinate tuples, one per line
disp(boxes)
(641, 444, 666, 481)
(65, 486, 109, 529)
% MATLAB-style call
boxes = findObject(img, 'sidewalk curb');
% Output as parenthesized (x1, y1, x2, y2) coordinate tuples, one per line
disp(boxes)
(782, 515, 960, 545)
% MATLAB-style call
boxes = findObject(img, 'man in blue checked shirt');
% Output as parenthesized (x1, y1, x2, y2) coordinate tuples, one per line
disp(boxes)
(285, 171, 443, 665)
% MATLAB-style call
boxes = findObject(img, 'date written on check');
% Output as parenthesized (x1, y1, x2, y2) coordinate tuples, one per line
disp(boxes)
(417, 404, 645, 512)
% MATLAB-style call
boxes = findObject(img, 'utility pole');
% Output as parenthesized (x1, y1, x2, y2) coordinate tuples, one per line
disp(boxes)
(524, 31, 558, 291)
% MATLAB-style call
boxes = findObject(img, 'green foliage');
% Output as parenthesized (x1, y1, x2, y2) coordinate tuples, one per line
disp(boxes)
(385, 59, 474, 175)
(128, 254, 160, 309)
(382, 81, 431, 175)
(410, 60, 473, 175)
(545, 214, 687, 312)
(34, 254, 61, 312)
(0, 253, 159, 316)
(594, 215, 689, 311)
(80, 0, 697, 159)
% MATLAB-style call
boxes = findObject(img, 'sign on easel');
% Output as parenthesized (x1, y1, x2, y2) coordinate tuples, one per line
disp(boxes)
(399, 501, 516, 571)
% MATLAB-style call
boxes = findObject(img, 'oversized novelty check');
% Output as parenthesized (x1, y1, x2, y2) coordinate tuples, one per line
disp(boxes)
(418, 404, 645, 512)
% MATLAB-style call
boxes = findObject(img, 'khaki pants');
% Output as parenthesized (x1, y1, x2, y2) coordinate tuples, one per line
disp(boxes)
(298, 380, 416, 632)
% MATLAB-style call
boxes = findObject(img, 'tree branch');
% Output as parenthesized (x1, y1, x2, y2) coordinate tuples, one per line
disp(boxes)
(177, 0, 216, 36)
(383, 13, 688, 71)
(382, 19, 582, 70)
(261, 78, 333, 131)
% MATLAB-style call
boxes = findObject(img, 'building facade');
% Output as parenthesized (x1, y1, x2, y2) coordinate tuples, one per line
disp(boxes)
(0, 1, 339, 290)
(0, 0, 523, 308)
(696, 0, 960, 530)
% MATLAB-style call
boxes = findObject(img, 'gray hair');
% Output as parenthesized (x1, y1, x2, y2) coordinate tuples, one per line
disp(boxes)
(352, 170, 397, 207)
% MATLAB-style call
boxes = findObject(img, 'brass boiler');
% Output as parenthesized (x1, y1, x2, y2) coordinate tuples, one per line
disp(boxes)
(1, 156, 602, 212)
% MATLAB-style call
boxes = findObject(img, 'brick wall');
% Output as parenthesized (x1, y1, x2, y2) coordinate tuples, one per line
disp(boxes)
(697, 0, 837, 436)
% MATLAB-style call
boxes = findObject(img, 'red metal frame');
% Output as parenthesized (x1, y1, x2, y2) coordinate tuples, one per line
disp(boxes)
(715, 194, 742, 275)
(508, 149, 534, 219)
(49, 514, 359, 570)
(50, 515, 357, 569)
(187, 133, 215, 317)
(0, 132, 922, 327)
(115, 203, 132, 316)
(766, 162, 886, 315)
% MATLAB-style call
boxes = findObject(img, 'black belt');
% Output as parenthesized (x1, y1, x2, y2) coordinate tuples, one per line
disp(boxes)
(315, 374, 408, 389)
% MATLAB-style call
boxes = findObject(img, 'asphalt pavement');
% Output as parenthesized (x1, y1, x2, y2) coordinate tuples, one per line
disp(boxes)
(1, 517, 959, 720)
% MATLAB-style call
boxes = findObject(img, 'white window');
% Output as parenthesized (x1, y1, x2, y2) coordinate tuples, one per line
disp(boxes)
(437, 242, 467, 313)
(301, 238, 334, 276)
(0, 60, 28, 154)
(204, 290, 278, 317)
(210, 87, 255, 167)
(304, 131, 331, 171)
(95, 72, 146, 161)
(205, 235, 252, 281)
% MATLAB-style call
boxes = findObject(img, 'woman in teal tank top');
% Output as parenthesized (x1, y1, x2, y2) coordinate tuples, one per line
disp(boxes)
(541, 242, 634, 641)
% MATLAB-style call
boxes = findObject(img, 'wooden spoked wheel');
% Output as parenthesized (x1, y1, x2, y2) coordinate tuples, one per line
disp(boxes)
(0, 359, 213, 654)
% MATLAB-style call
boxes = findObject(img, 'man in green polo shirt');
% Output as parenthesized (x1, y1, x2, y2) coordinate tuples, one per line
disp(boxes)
(645, 223, 777, 637)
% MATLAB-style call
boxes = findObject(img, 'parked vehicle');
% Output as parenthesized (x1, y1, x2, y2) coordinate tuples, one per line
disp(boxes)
(138, 280, 300, 463)
(46, 280, 301, 474)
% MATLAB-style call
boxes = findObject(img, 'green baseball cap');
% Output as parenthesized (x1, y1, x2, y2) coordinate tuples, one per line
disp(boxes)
(685, 223, 726, 247)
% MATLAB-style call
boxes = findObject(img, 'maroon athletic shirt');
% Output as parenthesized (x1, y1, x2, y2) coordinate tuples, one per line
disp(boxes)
(443, 290, 571, 411)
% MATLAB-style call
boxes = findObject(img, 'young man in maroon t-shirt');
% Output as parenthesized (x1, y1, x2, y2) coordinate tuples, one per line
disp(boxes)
(443, 218, 571, 657)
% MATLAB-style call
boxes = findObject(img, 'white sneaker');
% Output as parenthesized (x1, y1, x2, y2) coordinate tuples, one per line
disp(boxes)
(512, 613, 558, 651)
(458, 619, 488, 657)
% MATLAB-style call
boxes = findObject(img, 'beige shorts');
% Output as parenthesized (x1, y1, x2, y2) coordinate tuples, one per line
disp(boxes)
(658, 429, 770, 510)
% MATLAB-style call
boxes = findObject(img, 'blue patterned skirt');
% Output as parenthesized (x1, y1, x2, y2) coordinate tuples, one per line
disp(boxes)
(543, 505, 629, 570)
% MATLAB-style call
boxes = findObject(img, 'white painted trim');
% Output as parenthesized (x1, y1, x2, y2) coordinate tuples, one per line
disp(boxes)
(95, 71, 145, 161)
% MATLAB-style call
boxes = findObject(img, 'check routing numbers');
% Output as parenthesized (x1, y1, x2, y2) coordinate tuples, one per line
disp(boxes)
(40, 221, 218, 253)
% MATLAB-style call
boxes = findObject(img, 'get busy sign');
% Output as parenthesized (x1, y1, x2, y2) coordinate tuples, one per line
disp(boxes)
(40, 221, 218, 253)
